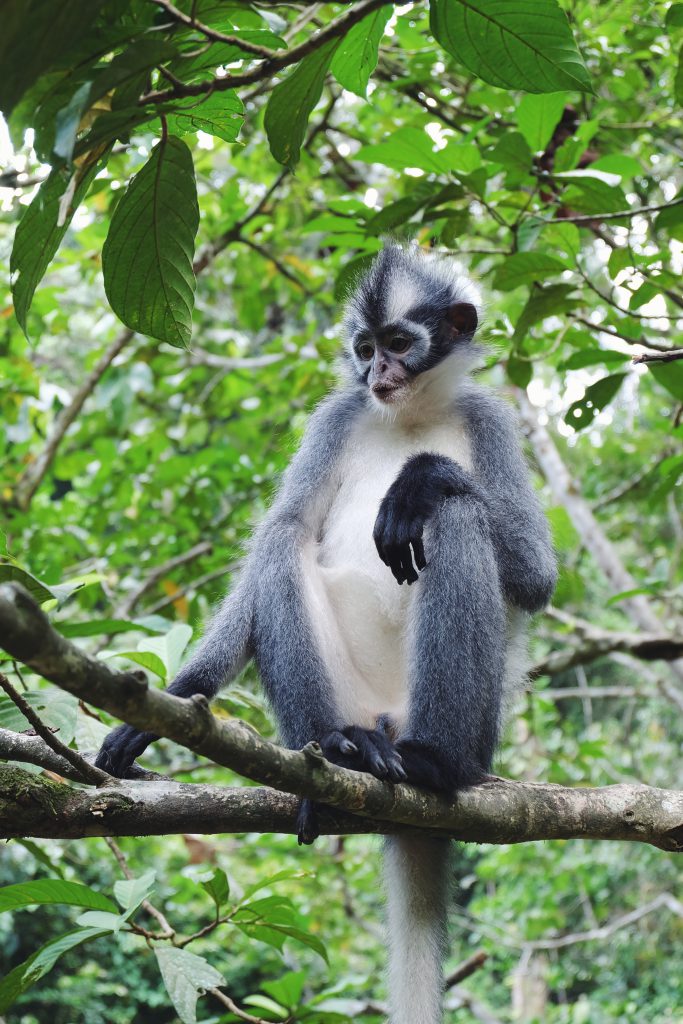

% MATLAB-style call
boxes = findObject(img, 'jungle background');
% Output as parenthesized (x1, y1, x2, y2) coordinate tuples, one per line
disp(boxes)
(0, 0, 682, 1021)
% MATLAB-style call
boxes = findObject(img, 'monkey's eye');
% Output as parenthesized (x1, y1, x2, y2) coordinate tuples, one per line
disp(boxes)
(389, 336, 410, 354)
(357, 342, 374, 361)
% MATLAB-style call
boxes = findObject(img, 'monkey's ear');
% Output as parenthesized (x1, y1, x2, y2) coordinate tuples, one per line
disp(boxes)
(444, 302, 478, 339)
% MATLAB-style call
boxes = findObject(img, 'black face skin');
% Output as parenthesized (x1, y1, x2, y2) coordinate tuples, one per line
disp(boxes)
(352, 302, 478, 404)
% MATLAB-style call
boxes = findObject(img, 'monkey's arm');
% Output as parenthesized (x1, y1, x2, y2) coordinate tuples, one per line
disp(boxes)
(462, 387, 557, 613)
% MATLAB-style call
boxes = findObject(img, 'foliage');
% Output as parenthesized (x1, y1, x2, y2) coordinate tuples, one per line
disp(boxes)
(0, 0, 682, 1021)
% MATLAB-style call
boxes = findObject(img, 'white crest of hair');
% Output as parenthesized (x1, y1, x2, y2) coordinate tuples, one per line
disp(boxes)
(384, 836, 451, 1024)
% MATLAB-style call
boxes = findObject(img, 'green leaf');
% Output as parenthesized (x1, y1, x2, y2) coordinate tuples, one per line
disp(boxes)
(0, 880, 117, 915)
(676, 45, 683, 105)
(507, 355, 532, 388)
(200, 868, 230, 911)
(113, 870, 156, 914)
(137, 623, 193, 678)
(243, 994, 289, 1018)
(0, 0, 104, 116)
(429, 0, 592, 94)
(330, 6, 391, 97)
(264, 38, 339, 169)
(0, 928, 108, 1013)
(102, 135, 199, 347)
(167, 93, 245, 145)
(547, 506, 579, 552)
(262, 970, 307, 1010)
(58, 618, 165, 639)
(515, 92, 567, 152)
(155, 947, 226, 1024)
(648, 361, 683, 402)
(75, 910, 127, 933)
(494, 252, 567, 291)
(490, 132, 533, 183)
(0, 562, 54, 603)
(100, 650, 167, 681)
(560, 349, 630, 370)
(558, 175, 628, 215)
(565, 373, 627, 430)
(0, 690, 78, 743)
(666, 4, 683, 27)
(366, 197, 425, 233)
(356, 126, 449, 174)
(10, 152, 107, 336)
(513, 283, 579, 342)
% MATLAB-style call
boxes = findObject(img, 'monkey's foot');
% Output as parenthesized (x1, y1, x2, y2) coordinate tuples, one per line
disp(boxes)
(320, 726, 407, 783)
(395, 739, 484, 795)
(95, 724, 157, 778)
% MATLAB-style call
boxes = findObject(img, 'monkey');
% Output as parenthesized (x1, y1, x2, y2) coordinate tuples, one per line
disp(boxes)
(96, 243, 556, 1024)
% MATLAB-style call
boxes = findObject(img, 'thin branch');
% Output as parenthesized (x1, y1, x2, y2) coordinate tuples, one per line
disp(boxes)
(539, 195, 683, 225)
(151, 0, 279, 57)
(0, 672, 109, 786)
(444, 950, 488, 989)
(104, 837, 175, 937)
(140, 0, 392, 104)
(188, 350, 285, 371)
(144, 563, 237, 615)
(12, 329, 134, 510)
(633, 349, 683, 364)
(240, 238, 313, 294)
(524, 893, 683, 950)
(0, 583, 682, 852)
(568, 313, 672, 353)
(117, 540, 212, 618)
(210, 988, 271, 1024)
(530, 629, 683, 678)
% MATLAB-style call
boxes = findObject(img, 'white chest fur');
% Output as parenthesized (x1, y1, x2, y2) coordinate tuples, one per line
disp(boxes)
(302, 410, 473, 729)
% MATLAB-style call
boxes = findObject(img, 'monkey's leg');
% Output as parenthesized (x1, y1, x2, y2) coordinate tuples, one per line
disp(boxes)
(400, 495, 506, 792)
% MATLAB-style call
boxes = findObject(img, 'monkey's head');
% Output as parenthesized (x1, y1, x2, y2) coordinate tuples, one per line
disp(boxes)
(342, 244, 482, 409)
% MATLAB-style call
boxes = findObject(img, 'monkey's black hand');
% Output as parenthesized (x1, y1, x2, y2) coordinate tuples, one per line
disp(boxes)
(95, 724, 158, 778)
(374, 452, 482, 585)
(297, 726, 406, 845)
(395, 738, 484, 795)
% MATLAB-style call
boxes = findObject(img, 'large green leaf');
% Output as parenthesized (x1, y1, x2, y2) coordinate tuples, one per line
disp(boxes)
(10, 152, 107, 335)
(0, 927, 108, 1013)
(102, 136, 199, 347)
(429, 0, 592, 94)
(356, 126, 450, 174)
(0, 880, 117, 915)
(264, 39, 340, 169)
(155, 947, 226, 1024)
(648, 360, 683, 402)
(0, 690, 78, 742)
(330, 5, 392, 97)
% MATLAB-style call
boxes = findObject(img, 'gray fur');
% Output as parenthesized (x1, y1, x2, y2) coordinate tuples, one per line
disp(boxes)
(97, 244, 556, 1024)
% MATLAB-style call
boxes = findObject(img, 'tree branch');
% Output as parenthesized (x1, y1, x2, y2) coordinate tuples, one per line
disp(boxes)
(540, 195, 683, 225)
(0, 583, 681, 852)
(116, 540, 212, 618)
(531, 627, 683, 678)
(633, 349, 683, 364)
(139, 0, 393, 104)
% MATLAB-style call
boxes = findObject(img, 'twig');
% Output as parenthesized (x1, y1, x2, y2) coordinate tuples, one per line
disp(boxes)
(140, 0, 391, 104)
(144, 563, 237, 615)
(539, 195, 683, 225)
(444, 949, 488, 989)
(210, 988, 271, 1024)
(568, 313, 672, 352)
(12, 329, 134, 510)
(105, 837, 176, 937)
(117, 540, 212, 618)
(633, 349, 683, 364)
(0, 672, 110, 786)
(150, 0, 279, 57)
(524, 892, 683, 950)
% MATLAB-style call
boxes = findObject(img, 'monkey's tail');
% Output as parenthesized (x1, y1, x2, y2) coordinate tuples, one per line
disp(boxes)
(384, 835, 451, 1024)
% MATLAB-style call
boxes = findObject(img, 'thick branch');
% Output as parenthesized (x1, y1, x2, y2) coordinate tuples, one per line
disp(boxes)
(532, 628, 683, 677)
(0, 583, 681, 852)
(633, 349, 683, 364)
(0, 766, 681, 851)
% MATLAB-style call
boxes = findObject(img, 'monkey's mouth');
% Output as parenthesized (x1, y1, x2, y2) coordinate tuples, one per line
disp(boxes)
(371, 383, 404, 403)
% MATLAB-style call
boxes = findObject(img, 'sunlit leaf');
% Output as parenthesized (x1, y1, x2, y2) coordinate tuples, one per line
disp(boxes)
(430, 0, 592, 94)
